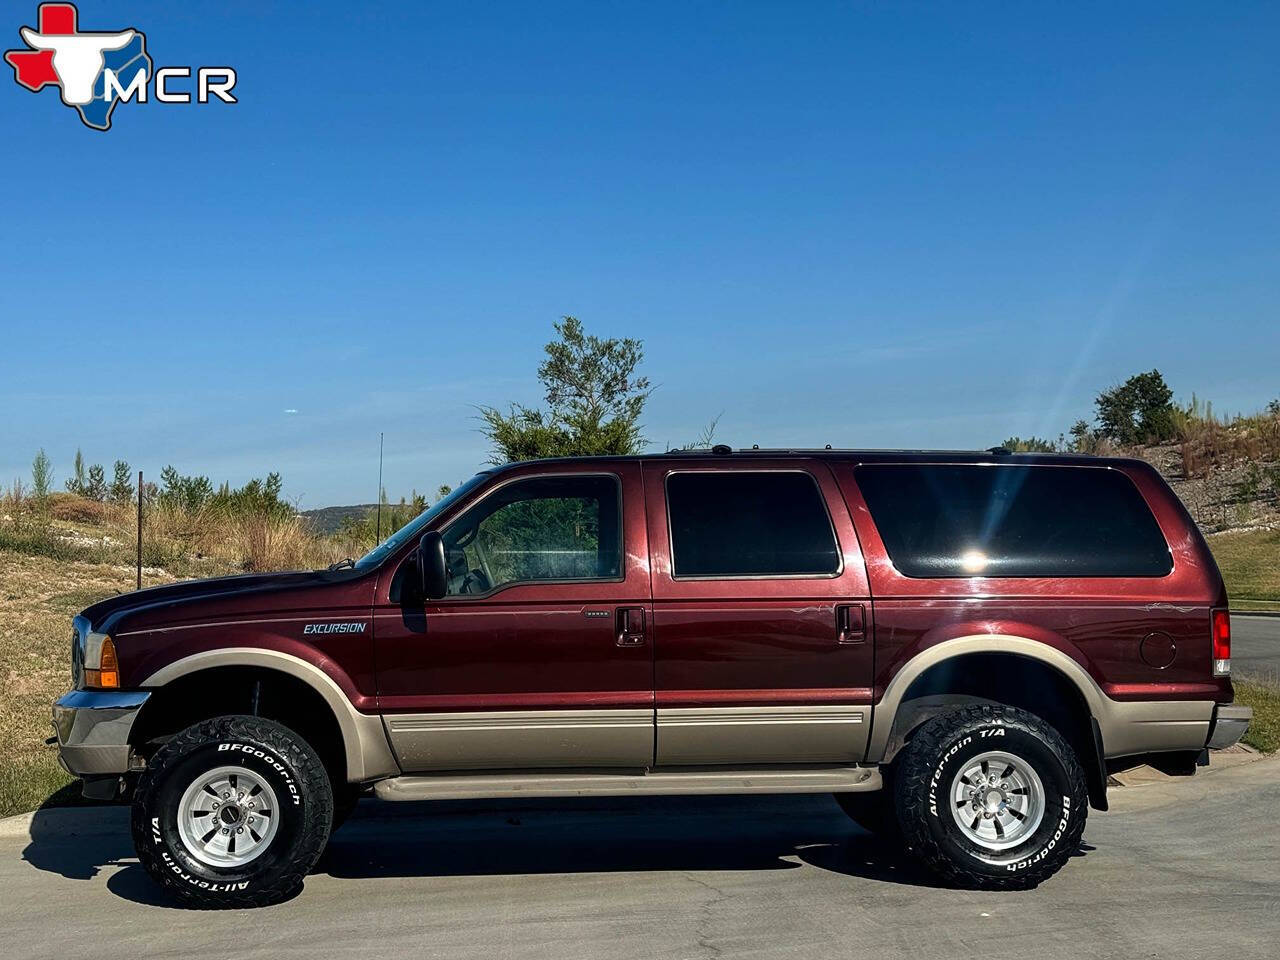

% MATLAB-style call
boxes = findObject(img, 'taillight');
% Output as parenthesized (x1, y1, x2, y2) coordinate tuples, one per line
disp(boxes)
(1211, 609, 1231, 676)
(85, 635, 120, 689)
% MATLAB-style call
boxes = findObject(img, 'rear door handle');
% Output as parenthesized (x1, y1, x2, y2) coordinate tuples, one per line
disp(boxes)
(836, 604, 866, 644)
(616, 606, 646, 647)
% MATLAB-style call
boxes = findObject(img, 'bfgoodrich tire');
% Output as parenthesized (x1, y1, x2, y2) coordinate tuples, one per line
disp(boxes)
(131, 715, 334, 908)
(895, 704, 1088, 890)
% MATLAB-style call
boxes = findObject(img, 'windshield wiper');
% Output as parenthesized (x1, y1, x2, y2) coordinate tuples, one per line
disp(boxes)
(328, 558, 355, 571)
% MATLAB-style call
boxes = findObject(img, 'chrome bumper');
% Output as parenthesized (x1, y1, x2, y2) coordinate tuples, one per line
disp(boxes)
(1207, 703, 1252, 750)
(51, 689, 150, 777)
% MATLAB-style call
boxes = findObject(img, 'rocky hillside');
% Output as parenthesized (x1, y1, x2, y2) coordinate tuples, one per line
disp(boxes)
(300, 503, 377, 536)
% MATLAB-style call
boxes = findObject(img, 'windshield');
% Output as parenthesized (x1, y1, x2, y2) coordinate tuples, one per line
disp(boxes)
(353, 472, 491, 570)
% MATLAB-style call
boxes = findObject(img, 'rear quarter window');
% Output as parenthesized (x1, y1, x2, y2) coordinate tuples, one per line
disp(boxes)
(854, 464, 1172, 578)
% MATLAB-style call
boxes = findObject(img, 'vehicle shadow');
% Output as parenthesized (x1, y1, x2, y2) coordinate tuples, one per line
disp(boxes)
(20, 789, 132, 883)
(22, 792, 1090, 907)
(315, 794, 949, 887)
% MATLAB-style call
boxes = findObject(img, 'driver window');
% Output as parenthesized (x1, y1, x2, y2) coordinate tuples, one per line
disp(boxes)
(441, 475, 622, 596)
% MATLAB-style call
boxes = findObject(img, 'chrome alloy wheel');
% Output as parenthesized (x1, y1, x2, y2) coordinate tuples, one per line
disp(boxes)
(176, 766, 280, 868)
(948, 750, 1045, 852)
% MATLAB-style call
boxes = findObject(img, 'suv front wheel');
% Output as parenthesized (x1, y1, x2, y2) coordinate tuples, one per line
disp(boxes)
(131, 715, 334, 908)
(894, 704, 1088, 889)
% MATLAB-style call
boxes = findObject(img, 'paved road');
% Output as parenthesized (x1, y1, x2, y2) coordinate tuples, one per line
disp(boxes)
(3, 756, 1278, 960)
(1235, 615, 1280, 677)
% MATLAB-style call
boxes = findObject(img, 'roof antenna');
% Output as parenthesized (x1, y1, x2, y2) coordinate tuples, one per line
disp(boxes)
(711, 444, 732, 455)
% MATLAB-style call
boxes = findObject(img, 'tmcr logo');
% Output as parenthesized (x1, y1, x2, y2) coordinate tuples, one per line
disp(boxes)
(4, 3, 236, 131)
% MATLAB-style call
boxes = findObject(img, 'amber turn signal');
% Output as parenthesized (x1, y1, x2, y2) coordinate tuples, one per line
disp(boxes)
(85, 635, 120, 689)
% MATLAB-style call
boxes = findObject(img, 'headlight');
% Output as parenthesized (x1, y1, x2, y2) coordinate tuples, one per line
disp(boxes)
(74, 616, 120, 689)
(84, 635, 120, 689)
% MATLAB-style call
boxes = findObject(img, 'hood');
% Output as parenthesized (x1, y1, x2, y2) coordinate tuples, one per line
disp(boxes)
(82, 568, 368, 633)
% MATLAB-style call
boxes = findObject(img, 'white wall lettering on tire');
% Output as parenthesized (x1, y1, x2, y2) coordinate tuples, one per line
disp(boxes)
(216, 742, 300, 803)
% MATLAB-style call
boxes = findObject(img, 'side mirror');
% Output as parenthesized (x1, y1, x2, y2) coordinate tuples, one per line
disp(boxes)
(418, 531, 448, 600)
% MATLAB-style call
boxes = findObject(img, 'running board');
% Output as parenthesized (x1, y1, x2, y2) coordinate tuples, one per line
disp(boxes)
(373, 765, 882, 802)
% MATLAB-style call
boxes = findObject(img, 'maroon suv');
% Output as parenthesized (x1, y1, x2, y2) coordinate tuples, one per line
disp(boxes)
(52, 449, 1251, 907)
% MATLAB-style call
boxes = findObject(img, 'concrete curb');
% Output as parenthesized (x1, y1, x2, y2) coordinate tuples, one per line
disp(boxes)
(0, 813, 35, 840)
(1109, 746, 1268, 788)
(1235, 610, 1280, 619)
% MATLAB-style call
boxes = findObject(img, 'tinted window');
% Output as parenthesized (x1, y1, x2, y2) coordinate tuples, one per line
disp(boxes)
(443, 475, 621, 595)
(854, 464, 1172, 578)
(667, 471, 840, 577)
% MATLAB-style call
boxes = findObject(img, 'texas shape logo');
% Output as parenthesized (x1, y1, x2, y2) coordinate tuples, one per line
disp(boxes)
(5, 3, 150, 130)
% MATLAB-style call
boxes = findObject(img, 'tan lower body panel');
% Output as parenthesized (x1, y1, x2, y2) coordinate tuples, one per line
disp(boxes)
(374, 765, 882, 801)
(1100, 698, 1214, 758)
(657, 705, 869, 765)
(384, 709, 653, 771)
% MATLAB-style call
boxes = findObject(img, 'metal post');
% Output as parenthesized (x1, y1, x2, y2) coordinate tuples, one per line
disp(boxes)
(375, 432, 384, 543)
(136, 470, 143, 590)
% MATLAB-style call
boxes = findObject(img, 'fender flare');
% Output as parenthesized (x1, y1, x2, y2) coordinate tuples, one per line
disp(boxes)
(867, 634, 1211, 763)
(141, 648, 399, 782)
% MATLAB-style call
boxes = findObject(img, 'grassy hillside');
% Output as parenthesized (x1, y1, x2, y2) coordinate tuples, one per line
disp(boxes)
(1209, 528, 1280, 605)
(300, 503, 377, 536)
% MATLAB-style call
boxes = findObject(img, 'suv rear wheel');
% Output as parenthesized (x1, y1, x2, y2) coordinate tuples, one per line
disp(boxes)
(131, 715, 333, 908)
(894, 704, 1088, 889)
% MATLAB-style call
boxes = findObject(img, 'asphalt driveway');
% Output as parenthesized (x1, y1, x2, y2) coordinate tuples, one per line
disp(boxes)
(1234, 614, 1280, 676)
(2, 755, 1277, 960)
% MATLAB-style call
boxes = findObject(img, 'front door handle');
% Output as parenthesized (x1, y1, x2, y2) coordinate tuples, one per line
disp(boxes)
(836, 603, 866, 644)
(616, 606, 646, 647)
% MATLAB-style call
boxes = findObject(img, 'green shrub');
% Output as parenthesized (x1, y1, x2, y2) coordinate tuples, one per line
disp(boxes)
(31, 449, 52, 502)
(109, 460, 134, 505)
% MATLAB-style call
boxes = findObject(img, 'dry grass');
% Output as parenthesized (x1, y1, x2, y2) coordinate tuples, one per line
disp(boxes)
(0, 491, 354, 816)
(1175, 405, 1280, 479)
(0, 552, 179, 816)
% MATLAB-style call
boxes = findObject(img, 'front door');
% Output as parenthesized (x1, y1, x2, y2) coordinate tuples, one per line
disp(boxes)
(374, 464, 653, 771)
(643, 459, 875, 765)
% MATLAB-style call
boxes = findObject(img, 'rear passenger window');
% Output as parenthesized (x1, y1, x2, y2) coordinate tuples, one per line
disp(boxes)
(666, 472, 840, 577)
(854, 464, 1173, 578)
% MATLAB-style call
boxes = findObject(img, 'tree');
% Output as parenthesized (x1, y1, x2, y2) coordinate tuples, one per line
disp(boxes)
(1001, 436, 1059, 453)
(480, 317, 652, 463)
(1094, 370, 1177, 446)
(31, 449, 52, 501)
(66, 448, 87, 496)
(85, 463, 107, 501)
(158, 465, 215, 513)
(109, 461, 134, 504)
(1068, 419, 1095, 452)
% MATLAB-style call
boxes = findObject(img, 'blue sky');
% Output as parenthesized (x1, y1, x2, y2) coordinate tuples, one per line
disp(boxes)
(1, 1, 1277, 507)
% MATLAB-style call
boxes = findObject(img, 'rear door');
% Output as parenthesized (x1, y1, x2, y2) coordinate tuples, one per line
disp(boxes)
(643, 458, 874, 765)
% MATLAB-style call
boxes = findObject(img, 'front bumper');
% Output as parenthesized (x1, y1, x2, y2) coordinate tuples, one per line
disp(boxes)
(1207, 703, 1253, 750)
(51, 689, 150, 777)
